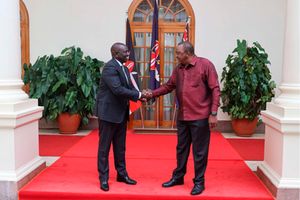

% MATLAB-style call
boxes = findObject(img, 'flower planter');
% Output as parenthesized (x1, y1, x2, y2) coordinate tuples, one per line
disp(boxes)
(57, 113, 81, 134)
(231, 118, 258, 137)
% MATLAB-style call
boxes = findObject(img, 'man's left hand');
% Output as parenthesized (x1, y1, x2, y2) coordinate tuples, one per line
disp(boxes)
(209, 115, 218, 129)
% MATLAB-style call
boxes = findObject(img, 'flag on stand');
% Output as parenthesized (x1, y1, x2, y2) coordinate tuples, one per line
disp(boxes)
(124, 18, 141, 114)
(149, 0, 160, 91)
(182, 16, 190, 42)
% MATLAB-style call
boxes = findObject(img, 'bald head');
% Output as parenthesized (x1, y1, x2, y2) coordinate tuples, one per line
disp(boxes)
(110, 42, 130, 63)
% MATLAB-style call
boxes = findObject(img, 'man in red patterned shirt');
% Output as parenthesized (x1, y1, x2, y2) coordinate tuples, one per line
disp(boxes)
(145, 41, 220, 195)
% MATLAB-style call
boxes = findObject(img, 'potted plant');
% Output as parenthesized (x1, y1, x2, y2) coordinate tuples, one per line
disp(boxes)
(23, 46, 104, 134)
(221, 39, 276, 136)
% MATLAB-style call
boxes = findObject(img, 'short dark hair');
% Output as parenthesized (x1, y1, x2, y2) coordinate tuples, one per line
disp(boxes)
(178, 41, 194, 55)
(110, 42, 126, 57)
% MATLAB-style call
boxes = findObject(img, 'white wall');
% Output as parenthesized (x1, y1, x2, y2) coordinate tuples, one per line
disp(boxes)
(23, 0, 286, 120)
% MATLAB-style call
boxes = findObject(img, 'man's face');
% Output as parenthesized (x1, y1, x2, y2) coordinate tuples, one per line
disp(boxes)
(115, 45, 130, 63)
(175, 45, 189, 65)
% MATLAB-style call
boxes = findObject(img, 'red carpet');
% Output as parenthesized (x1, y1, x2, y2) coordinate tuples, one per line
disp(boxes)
(39, 135, 84, 156)
(20, 130, 273, 200)
(227, 139, 264, 161)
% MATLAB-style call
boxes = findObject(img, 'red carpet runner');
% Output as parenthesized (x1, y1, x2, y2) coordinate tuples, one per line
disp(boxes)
(39, 135, 84, 156)
(19, 130, 273, 200)
(227, 138, 264, 161)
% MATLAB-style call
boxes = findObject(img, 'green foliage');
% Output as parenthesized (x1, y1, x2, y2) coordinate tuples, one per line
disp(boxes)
(221, 40, 276, 120)
(23, 46, 104, 125)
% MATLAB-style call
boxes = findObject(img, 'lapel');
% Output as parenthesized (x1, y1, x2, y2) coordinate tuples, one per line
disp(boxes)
(112, 59, 130, 87)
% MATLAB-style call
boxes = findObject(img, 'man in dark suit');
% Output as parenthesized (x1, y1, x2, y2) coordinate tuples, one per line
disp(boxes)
(95, 42, 146, 191)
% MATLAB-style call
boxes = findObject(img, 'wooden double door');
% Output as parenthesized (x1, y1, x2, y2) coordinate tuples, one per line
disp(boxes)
(132, 27, 187, 129)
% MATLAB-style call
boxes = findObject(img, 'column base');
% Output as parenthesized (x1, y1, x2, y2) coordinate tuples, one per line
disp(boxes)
(0, 98, 44, 200)
(257, 165, 300, 200)
(260, 102, 300, 200)
(0, 161, 46, 200)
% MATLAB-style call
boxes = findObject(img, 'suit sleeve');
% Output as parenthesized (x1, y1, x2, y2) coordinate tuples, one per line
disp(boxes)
(102, 65, 139, 101)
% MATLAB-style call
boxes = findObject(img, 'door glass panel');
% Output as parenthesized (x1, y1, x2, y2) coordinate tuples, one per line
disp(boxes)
(136, 62, 144, 76)
(175, 10, 187, 22)
(164, 33, 175, 46)
(146, 33, 152, 46)
(162, 0, 173, 8)
(164, 62, 173, 77)
(134, 47, 143, 61)
(164, 48, 174, 62)
(176, 33, 184, 44)
(146, 12, 153, 22)
(134, 33, 144, 46)
(170, 0, 184, 13)
(131, 0, 192, 129)
(138, 0, 151, 12)
(164, 11, 174, 22)
(133, 10, 145, 22)
(163, 106, 174, 121)
(145, 47, 151, 61)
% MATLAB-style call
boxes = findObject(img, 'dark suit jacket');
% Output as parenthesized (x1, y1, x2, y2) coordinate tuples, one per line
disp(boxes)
(95, 59, 139, 123)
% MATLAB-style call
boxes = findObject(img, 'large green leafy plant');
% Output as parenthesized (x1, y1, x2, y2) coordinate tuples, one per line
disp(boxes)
(221, 39, 276, 120)
(23, 46, 104, 125)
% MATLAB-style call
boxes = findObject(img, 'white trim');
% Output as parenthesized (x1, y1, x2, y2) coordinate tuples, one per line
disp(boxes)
(0, 157, 44, 181)
(259, 162, 300, 189)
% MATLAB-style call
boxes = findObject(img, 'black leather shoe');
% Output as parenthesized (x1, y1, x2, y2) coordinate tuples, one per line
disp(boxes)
(100, 181, 109, 191)
(116, 175, 137, 185)
(191, 184, 205, 195)
(162, 177, 184, 187)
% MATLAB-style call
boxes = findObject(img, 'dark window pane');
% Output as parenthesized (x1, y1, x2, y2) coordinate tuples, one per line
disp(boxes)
(144, 105, 156, 120)
(144, 62, 150, 76)
(133, 10, 145, 22)
(164, 11, 174, 22)
(146, 12, 153, 22)
(175, 10, 187, 22)
(136, 62, 144, 76)
(145, 48, 151, 61)
(146, 33, 152, 46)
(170, 0, 184, 13)
(162, 0, 173, 8)
(176, 33, 184, 44)
(138, 0, 151, 13)
(134, 47, 144, 62)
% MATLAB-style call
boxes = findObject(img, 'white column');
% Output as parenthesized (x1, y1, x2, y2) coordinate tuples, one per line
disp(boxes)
(0, 0, 44, 199)
(0, 0, 28, 102)
(259, 0, 300, 199)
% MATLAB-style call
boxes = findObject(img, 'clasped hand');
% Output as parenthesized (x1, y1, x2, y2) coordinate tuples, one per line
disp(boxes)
(140, 89, 153, 102)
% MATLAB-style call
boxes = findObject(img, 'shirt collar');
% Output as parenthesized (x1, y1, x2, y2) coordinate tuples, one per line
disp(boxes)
(114, 58, 123, 67)
(179, 56, 197, 68)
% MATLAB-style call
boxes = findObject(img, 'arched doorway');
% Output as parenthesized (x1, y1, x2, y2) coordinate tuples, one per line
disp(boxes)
(20, 0, 30, 92)
(128, 0, 195, 129)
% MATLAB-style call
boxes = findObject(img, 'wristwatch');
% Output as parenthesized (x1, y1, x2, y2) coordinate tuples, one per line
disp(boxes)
(210, 111, 217, 116)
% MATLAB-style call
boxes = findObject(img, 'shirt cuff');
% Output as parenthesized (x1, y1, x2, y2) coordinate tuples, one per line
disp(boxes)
(138, 92, 141, 99)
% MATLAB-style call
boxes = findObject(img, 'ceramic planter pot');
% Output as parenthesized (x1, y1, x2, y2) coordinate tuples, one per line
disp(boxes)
(231, 117, 258, 137)
(57, 113, 81, 134)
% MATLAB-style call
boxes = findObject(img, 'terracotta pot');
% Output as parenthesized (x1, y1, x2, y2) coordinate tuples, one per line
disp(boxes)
(57, 113, 81, 134)
(231, 118, 258, 137)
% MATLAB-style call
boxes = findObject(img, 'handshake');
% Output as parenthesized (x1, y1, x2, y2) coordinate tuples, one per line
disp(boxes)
(140, 89, 153, 102)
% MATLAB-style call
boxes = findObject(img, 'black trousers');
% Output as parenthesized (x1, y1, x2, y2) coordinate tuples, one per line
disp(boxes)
(173, 119, 210, 184)
(97, 119, 128, 182)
